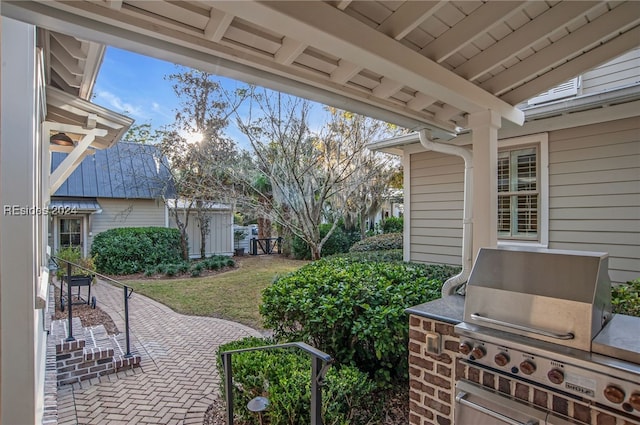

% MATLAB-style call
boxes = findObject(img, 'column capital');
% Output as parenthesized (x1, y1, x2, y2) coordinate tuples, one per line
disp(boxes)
(468, 109, 502, 129)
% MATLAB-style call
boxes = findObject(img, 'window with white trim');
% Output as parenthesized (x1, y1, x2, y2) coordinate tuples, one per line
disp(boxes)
(497, 134, 549, 246)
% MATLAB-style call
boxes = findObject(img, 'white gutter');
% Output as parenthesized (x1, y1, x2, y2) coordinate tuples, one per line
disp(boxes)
(418, 130, 473, 297)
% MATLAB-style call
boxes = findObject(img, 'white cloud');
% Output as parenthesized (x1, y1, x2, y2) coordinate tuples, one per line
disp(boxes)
(94, 90, 146, 119)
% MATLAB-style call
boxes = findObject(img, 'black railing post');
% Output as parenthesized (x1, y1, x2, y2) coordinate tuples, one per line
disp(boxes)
(66, 261, 75, 342)
(250, 238, 257, 255)
(223, 352, 234, 425)
(311, 356, 322, 425)
(277, 237, 282, 254)
(123, 286, 132, 358)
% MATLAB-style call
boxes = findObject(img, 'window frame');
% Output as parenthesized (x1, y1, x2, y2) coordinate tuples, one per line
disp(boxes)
(496, 133, 549, 249)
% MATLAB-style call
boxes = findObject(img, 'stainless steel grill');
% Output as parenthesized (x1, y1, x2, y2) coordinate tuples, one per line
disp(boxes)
(463, 247, 611, 352)
(454, 247, 640, 424)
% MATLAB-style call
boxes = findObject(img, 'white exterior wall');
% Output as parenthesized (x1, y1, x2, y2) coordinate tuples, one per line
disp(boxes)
(0, 18, 47, 424)
(547, 117, 640, 285)
(89, 198, 166, 250)
(169, 210, 233, 258)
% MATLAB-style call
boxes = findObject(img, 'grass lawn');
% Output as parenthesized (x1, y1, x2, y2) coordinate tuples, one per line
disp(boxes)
(123, 255, 307, 330)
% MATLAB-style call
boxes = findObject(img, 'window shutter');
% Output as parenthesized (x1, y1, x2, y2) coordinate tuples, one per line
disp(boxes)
(527, 78, 579, 105)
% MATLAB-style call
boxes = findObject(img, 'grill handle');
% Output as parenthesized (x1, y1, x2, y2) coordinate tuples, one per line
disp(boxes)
(456, 391, 539, 425)
(470, 313, 575, 340)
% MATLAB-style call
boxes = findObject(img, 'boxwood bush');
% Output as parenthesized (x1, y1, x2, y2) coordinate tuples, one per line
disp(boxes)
(349, 232, 402, 252)
(261, 257, 459, 386)
(217, 337, 377, 425)
(90, 227, 182, 275)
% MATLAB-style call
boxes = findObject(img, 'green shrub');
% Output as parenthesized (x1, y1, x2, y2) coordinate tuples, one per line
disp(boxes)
(164, 264, 178, 277)
(261, 258, 459, 386)
(217, 337, 377, 425)
(54, 246, 96, 281)
(90, 227, 182, 275)
(381, 217, 403, 234)
(328, 249, 404, 263)
(349, 233, 402, 252)
(292, 224, 360, 260)
(612, 278, 640, 317)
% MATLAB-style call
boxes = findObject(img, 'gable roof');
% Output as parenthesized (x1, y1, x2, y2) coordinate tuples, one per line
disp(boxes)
(52, 142, 174, 199)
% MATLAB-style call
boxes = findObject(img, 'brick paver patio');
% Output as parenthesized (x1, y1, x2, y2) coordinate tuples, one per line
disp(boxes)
(57, 279, 261, 425)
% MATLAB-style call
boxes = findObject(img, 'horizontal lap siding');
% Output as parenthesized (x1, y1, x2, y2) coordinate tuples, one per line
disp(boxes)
(581, 48, 640, 94)
(410, 151, 464, 266)
(89, 199, 166, 250)
(548, 117, 640, 284)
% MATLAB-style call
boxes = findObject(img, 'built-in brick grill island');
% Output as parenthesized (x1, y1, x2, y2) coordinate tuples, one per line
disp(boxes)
(406, 248, 639, 425)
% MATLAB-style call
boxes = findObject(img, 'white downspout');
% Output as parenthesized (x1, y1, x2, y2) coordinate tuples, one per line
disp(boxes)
(418, 130, 473, 297)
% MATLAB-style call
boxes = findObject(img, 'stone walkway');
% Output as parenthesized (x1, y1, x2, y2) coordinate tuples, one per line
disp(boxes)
(57, 279, 261, 425)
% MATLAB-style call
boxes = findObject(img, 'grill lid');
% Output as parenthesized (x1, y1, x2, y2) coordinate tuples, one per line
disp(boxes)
(463, 247, 612, 351)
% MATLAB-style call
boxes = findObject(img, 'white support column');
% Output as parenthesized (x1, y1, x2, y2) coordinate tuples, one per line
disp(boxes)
(1, 17, 41, 425)
(468, 110, 501, 261)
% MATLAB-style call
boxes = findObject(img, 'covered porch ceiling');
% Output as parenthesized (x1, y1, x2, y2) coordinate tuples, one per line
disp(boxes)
(4, 1, 639, 141)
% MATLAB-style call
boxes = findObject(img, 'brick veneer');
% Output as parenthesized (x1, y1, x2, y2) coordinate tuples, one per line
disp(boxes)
(408, 314, 639, 425)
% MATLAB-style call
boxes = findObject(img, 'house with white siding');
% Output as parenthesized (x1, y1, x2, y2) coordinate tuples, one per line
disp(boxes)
(51, 142, 234, 258)
(371, 49, 640, 285)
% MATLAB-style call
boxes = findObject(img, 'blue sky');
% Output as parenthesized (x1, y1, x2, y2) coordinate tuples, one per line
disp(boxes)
(92, 47, 327, 149)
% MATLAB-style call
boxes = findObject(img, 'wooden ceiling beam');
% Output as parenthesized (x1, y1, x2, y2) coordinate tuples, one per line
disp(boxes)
(372, 77, 404, 99)
(424, 1, 527, 63)
(377, 1, 446, 41)
(215, 1, 524, 124)
(501, 26, 640, 104)
(274, 37, 307, 65)
(482, 2, 640, 96)
(204, 8, 233, 42)
(455, 1, 600, 81)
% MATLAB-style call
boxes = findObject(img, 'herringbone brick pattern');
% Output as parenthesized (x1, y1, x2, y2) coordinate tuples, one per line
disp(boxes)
(57, 279, 261, 424)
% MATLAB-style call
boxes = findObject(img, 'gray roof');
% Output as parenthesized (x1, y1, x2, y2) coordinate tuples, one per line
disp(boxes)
(52, 142, 174, 199)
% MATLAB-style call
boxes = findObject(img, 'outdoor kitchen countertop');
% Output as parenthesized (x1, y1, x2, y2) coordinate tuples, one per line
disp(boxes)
(406, 294, 465, 324)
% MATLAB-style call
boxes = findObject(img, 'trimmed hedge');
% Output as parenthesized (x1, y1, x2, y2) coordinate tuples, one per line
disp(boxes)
(217, 337, 377, 425)
(261, 257, 460, 386)
(349, 232, 402, 252)
(90, 227, 182, 275)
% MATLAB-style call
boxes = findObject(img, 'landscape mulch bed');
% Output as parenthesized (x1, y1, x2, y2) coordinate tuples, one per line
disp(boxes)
(52, 283, 119, 335)
(202, 385, 409, 425)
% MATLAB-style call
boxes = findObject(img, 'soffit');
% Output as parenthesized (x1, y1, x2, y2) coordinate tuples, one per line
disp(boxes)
(6, 0, 639, 140)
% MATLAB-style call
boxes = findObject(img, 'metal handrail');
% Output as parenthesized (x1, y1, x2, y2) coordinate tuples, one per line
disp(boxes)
(52, 256, 134, 358)
(220, 342, 332, 425)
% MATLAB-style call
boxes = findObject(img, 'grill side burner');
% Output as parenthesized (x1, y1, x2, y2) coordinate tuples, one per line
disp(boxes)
(463, 248, 612, 351)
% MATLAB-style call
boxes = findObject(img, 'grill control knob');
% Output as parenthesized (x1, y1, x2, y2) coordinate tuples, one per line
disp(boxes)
(519, 360, 536, 375)
(494, 352, 510, 367)
(629, 393, 640, 411)
(629, 393, 640, 412)
(471, 346, 486, 359)
(604, 386, 626, 404)
(547, 369, 564, 385)
(458, 342, 472, 355)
